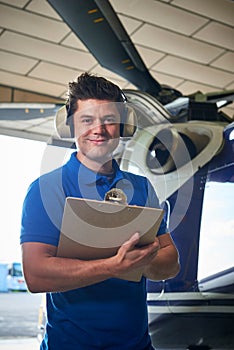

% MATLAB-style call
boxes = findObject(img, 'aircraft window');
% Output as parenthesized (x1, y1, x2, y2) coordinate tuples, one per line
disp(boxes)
(229, 129, 234, 140)
(198, 166, 234, 280)
(124, 90, 171, 127)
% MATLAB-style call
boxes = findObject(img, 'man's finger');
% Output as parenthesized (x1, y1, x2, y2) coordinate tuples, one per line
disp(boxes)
(122, 232, 140, 247)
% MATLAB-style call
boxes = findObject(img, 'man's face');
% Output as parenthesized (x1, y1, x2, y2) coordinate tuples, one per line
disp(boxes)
(74, 99, 121, 165)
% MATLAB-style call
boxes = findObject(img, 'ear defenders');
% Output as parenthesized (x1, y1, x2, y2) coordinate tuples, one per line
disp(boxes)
(55, 98, 137, 140)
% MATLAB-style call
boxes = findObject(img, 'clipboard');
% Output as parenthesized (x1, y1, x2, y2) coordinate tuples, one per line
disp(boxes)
(57, 197, 164, 281)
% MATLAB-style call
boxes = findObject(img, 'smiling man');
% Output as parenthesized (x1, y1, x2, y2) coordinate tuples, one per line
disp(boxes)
(20, 72, 180, 350)
(75, 99, 121, 172)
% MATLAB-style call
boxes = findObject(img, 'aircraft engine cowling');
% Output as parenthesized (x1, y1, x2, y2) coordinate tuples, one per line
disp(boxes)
(120, 122, 224, 204)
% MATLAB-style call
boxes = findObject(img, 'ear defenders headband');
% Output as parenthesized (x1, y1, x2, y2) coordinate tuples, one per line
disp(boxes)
(55, 95, 137, 140)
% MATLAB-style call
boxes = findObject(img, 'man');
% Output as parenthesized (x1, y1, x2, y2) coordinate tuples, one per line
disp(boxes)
(21, 73, 180, 350)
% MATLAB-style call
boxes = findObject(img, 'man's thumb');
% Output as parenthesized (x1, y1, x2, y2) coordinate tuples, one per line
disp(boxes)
(123, 232, 140, 246)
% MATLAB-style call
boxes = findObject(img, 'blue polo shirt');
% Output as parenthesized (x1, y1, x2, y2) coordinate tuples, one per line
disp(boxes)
(21, 152, 167, 350)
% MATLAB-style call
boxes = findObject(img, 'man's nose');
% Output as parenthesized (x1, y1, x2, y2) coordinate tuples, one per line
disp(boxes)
(92, 121, 106, 133)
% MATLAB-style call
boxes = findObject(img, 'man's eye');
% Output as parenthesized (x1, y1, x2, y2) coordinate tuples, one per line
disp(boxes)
(82, 118, 92, 124)
(104, 116, 116, 124)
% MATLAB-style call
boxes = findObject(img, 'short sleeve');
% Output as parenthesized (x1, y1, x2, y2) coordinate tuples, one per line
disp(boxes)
(20, 175, 65, 246)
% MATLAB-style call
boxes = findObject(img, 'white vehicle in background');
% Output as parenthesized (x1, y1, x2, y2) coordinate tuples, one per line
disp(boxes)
(7, 262, 27, 292)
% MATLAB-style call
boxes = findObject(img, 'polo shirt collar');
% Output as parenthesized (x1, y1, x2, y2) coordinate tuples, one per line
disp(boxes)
(68, 151, 124, 186)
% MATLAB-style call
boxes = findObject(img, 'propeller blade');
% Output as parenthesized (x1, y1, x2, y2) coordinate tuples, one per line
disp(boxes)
(48, 0, 161, 96)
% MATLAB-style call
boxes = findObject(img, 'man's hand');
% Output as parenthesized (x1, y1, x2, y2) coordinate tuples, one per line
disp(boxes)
(110, 232, 161, 278)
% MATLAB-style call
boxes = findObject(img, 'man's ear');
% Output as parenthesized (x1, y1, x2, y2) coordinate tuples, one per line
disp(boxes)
(55, 105, 74, 139)
(120, 105, 137, 138)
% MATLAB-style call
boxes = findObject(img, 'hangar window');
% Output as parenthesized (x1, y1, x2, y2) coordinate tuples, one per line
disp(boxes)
(198, 164, 234, 280)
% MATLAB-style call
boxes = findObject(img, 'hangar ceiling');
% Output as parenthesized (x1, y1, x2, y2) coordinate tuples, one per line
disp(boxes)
(0, 0, 233, 142)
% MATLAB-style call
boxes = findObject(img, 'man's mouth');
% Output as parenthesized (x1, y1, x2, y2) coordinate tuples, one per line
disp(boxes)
(88, 138, 108, 145)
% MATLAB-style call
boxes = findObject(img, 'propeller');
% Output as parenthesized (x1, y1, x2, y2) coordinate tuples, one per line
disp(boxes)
(48, 0, 233, 120)
(48, 0, 181, 104)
